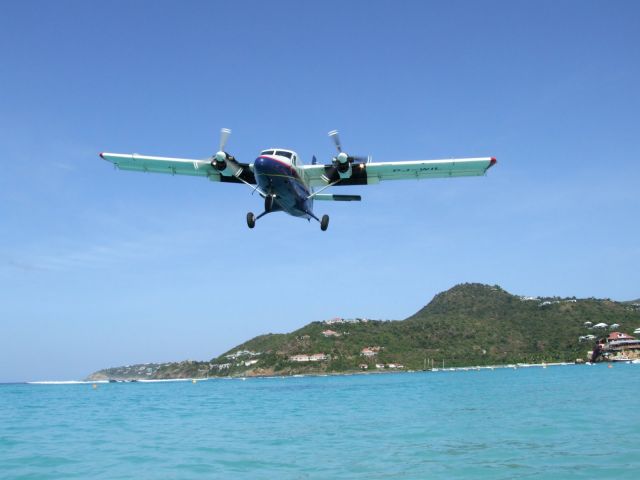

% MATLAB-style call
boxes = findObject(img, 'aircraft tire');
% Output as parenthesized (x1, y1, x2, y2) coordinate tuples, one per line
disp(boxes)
(320, 214, 329, 231)
(246, 212, 256, 229)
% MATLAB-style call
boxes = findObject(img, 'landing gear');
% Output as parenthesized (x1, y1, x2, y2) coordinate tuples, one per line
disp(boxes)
(265, 194, 274, 213)
(320, 214, 329, 231)
(246, 212, 256, 229)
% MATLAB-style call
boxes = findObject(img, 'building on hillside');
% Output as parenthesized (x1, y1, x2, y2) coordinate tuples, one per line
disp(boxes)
(387, 363, 404, 369)
(592, 322, 608, 329)
(225, 350, 260, 360)
(579, 334, 596, 342)
(325, 317, 345, 325)
(290, 354, 310, 362)
(361, 346, 382, 357)
(309, 353, 329, 361)
(610, 323, 620, 329)
(607, 332, 636, 342)
(322, 329, 340, 337)
(290, 353, 328, 362)
(359, 364, 368, 370)
(584, 321, 593, 327)
(591, 332, 640, 362)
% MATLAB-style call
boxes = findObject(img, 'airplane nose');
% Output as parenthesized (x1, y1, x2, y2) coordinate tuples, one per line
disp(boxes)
(254, 156, 267, 171)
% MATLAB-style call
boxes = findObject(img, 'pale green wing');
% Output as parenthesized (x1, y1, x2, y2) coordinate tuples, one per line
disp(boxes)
(100, 153, 217, 178)
(99, 153, 257, 184)
(301, 157, 496, 187)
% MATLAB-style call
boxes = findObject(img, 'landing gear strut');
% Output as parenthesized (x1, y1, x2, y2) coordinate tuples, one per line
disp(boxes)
(320, 214, 329, 231)
(265, 194, 274, 213)
(246, 212, 256, 229)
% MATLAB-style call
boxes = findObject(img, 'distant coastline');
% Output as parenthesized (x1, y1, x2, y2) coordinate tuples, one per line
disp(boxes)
(87, 283, 640, 382)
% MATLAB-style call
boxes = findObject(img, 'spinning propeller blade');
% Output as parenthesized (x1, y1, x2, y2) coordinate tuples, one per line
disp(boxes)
(328, 130, 342, 153)
(219, 128, 231, 152)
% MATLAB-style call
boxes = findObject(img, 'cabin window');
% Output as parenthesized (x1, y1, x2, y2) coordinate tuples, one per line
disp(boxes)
(292, 155, 297, 165)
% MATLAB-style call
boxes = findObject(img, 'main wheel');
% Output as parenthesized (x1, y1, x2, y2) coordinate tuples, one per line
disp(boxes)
(246, 212, 256, 229)
(320, 214, 329, 231)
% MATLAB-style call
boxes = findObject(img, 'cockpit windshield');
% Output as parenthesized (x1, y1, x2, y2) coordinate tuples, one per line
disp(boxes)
(260, 150, 274, 156)
(275, 150, 293, 159)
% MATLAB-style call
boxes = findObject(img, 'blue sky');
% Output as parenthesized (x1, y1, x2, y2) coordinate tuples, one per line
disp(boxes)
(1, 0, 638, 382)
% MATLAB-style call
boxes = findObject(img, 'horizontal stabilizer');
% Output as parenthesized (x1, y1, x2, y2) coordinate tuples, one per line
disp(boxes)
(314, 194, 361, 201)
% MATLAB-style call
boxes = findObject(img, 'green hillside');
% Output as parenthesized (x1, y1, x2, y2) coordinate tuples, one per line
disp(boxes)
(87, 283, 640, 380)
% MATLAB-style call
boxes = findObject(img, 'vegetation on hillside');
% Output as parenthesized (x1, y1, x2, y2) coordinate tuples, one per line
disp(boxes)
(87, 283, 640, 380)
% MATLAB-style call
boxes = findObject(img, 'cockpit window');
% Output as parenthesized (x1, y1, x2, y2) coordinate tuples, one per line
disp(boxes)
(260, 150, 274, 156)
(275, 150, 293, 159)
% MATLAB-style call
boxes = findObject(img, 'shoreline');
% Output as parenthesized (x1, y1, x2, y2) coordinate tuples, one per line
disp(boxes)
(16, 361, 604, 385)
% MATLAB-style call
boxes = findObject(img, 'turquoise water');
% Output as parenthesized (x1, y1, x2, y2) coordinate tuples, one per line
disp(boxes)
(1, 365, 639, 479)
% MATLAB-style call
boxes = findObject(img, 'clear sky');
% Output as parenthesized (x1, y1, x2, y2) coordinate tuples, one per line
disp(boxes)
(1, 0, 638, 382)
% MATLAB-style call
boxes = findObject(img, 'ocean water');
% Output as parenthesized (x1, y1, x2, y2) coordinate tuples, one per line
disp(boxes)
(1, 365, 639, 479)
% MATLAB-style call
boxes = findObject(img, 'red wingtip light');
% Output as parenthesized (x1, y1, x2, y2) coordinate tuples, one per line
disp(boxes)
(489, 157, 497, 167)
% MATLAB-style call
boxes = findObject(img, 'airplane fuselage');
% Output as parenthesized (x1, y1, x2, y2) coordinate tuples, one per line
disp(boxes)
(253, 149, 314, 219)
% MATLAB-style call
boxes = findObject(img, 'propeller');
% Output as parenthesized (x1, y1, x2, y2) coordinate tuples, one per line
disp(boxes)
(212, 128, 232, 164)
(209, 127, 243, 177)
(322, 130, 368, 183)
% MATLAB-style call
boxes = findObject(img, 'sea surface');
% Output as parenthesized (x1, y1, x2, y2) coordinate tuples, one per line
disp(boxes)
(1, 364, 639, 479)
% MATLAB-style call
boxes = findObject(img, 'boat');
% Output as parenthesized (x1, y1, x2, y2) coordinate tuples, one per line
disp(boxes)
(611, 356, 631, 362)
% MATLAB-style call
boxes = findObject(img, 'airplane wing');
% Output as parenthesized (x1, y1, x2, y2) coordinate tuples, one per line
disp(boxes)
(301, 157, 496, 187)
(99, 153, 256, 184)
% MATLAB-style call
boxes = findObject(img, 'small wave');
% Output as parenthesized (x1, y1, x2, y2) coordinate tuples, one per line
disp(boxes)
(27, 380, 109, 385)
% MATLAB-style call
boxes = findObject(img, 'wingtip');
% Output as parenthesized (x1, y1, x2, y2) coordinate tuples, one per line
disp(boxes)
(99, 152, 105, 159)
(489, 157, 497, 168)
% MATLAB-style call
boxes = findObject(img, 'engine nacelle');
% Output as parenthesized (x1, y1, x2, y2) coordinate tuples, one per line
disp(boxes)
(337, 162, 352, 179)
(211, 151, 243, 177)
(334, 152, 352, 179)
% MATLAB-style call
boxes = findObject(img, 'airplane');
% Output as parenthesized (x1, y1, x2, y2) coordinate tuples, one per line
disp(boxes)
(99, 129, 497, 231)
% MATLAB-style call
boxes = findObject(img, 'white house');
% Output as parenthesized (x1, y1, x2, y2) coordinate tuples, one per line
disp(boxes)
(290, 354, 310, 362)
(322, 329, 340, 337)
(308, 353, 328, 361)
(593, 322, 608, 329)
(579, 334, 596, 342)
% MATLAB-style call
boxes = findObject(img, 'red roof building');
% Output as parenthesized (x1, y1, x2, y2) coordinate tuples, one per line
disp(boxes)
(608, 332, 636, 341)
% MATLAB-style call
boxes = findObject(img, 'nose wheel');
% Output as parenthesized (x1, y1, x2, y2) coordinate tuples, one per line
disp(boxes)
(246, 212, 256, 229)
(320, 214, 329, 231)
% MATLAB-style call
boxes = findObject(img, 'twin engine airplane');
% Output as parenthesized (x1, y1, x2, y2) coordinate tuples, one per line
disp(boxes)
(100, 129, 496, 231)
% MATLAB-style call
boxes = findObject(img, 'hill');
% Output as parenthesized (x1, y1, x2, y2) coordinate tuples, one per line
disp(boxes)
(87, 283, 640, 380)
